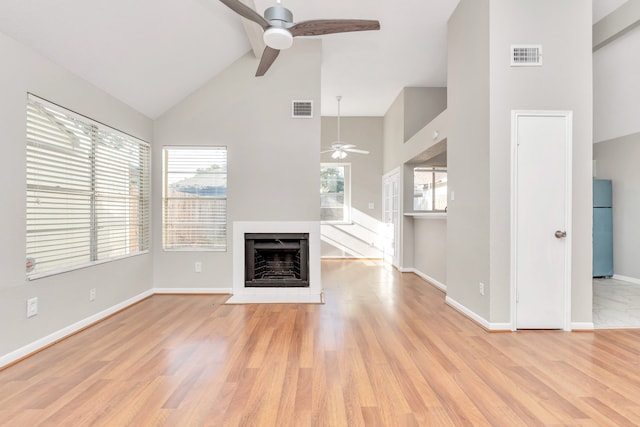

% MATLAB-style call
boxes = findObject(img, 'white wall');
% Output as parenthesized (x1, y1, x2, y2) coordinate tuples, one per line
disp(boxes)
(321, 117, 383, 258)
(152, 40, 322, 290)
(0, 32, 154, 359)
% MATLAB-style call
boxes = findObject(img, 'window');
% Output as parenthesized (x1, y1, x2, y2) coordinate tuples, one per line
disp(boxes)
(26, 95, 150, 278)
(163, 147, 227, 250)
(320, 163, 351, 222)
(413, 168, 447, 211)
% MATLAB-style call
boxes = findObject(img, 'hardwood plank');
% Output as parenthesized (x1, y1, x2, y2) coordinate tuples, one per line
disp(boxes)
(2, 260, 640, 425)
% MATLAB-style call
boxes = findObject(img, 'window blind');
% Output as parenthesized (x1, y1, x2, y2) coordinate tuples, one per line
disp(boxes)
(26, 95, 150, 278)
(163, 147, 227, 250)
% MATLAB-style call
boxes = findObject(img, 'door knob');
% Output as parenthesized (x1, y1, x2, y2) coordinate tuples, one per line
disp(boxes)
(554, 230, 567, 238)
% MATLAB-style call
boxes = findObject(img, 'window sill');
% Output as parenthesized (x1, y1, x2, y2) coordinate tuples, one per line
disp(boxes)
(27, 250, 150, 281)
(404, 212, 447, 219)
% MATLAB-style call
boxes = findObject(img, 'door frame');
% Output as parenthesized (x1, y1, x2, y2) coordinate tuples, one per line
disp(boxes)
(382, 167, 401, 268)
(510, 110, 573, 331)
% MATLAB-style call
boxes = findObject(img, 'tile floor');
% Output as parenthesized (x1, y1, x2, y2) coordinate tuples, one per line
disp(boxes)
(593, 277, 640, 329)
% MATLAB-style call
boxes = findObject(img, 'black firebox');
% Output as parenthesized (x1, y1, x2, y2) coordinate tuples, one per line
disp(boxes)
(244, 233, 309, 288)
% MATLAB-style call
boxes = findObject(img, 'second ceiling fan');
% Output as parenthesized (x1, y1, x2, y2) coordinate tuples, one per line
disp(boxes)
(219, 0, 381, 76)
(322, 96, 369, 159)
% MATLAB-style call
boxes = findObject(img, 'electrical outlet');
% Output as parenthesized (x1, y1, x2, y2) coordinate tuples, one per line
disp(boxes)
(89, 288, 96, 301)
(479, 282, 485, 296)
(27, 297, 38, 318)
(195, 262, 202, 273)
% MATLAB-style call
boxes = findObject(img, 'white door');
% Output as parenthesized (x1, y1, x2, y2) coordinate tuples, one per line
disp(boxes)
(382, 169, 400, 267)
(513, 111, 572, 330)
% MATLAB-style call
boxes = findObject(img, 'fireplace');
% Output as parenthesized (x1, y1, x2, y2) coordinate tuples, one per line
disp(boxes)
(245, 233, 309, 287)
(229, 221, 322, 304)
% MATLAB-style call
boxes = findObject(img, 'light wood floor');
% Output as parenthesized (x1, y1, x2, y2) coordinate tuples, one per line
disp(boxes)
(2, 260, 640, 426)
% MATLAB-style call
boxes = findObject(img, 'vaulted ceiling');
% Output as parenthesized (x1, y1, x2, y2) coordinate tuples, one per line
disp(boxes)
(0, 0, 626, 118)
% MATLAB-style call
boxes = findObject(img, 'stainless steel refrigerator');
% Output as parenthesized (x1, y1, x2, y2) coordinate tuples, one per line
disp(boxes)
(593, 179, 613, 277)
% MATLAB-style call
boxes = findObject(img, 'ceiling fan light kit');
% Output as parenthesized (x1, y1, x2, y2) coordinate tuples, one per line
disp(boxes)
(263, 27, 293, 50)
(331, 150, 347, 160)
(219, 0, 380, 76)
(263, 5, 294, 49)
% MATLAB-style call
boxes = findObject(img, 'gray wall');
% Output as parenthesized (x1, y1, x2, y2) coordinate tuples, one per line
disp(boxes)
(593, 16, 640, 283)
(446, 0, 491, 320)
(382, 87, 448, 276)
(489, 0, 593, 324)
(152, 40, 322, 289)
(382, 92, 405, 175)
(447, 0, 593, 325)
(404, 87, 448, 142)
(594, 25, 640, 143)
(0, 32, 154, 358)
(414, 219, 447, 286)
(383, 88, 448, 175)
(321, 117, 383, 258)
(593, 132, 640, 281)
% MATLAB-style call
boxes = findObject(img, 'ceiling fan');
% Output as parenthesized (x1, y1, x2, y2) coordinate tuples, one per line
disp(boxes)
(219, 0, 380, 76)
(321, 96, 369, 159)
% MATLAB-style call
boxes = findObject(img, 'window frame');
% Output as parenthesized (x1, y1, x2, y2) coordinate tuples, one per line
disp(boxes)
(162, 146, 228, 252)
(413, 167, 448, 212)
(320, 162, 351, 224)
(26, 94, 150, 280)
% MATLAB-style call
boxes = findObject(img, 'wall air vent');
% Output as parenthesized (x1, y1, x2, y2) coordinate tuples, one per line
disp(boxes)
(511, 45, 542, 66)
(292, 100, 313, 118)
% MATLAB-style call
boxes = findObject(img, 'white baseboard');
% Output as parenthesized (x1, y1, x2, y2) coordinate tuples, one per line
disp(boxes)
(571, 322, 595, 330)
(1, 286, 321, 368)
(612, 274, 640, 285)
(403, 268, 447, 292)
(153, 288, 233, 294)
(0, 289, 154, 369)
(445, 296, 512, 331)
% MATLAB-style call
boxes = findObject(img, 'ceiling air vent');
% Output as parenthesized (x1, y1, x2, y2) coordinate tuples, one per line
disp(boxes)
(292, 100, 313, 118)
(511, 45, 542, 66)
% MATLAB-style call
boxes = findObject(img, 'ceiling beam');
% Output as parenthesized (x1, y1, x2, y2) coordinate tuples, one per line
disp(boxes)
(239, 0, 266, 58)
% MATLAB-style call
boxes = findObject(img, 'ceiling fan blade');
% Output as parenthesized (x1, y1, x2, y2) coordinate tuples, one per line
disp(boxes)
(290, 19, 380, 37)
(256, 46, 280, 76)
(218, 0, 270, 30)
(320, 149, 334, 154)
(345, 148, 369, 154)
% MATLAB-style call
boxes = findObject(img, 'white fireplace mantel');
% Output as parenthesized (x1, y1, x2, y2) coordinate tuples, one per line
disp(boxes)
(227, 221, 323, 304)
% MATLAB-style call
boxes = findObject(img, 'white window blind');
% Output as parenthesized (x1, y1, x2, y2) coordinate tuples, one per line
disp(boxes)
(163, 147, 227, 250)
(26, 95, 150, 278)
